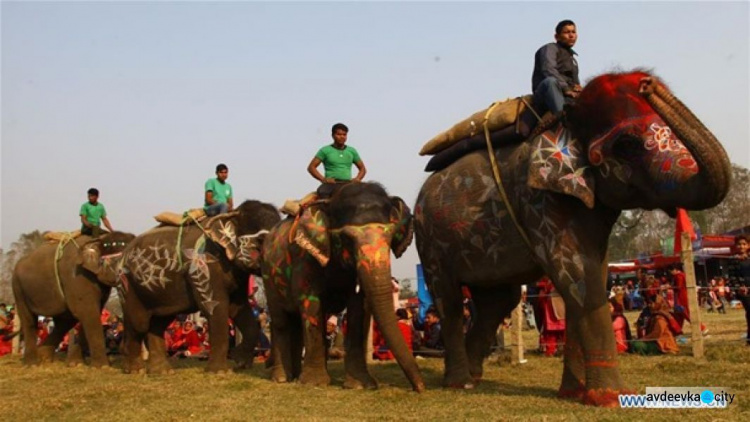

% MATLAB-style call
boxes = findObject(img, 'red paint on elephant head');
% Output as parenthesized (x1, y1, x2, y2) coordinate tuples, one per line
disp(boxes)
(572, 71, 699, 184)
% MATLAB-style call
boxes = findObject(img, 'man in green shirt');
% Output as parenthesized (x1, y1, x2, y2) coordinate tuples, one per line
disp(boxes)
(80, 188, 114, 237)
(204, 163, 234, 217)
(307, 123, 367, 196)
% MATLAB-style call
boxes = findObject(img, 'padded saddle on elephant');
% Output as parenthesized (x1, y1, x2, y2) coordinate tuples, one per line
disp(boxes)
(421, 95, 543, 172)
(154, 208, 207, 226)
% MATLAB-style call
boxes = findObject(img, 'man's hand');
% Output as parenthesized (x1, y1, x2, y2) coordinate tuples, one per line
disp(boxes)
(564, 89, 580, 99)
(324, 178, 336, 184)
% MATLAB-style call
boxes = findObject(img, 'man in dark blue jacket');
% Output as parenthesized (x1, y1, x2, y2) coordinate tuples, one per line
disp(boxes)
(532, 20, 581, 114)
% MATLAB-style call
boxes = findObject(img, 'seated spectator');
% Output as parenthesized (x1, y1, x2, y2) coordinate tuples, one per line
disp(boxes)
(180, 320, 206, 358)
(630, 296, 680, 355)
(326, 315, 344, 360)
(609, 299, 631, 353)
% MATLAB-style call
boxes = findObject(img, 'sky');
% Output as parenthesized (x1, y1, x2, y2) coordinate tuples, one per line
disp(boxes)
(2, 1, 748, 279)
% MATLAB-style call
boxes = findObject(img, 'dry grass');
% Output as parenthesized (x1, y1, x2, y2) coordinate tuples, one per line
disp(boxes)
(2, 310, 748, 421)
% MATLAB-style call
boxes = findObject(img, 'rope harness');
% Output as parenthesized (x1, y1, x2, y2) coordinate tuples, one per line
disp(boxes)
(482, 101, 539, 253)
(53, 233, 81, 298)
(176, 212, 211, 268)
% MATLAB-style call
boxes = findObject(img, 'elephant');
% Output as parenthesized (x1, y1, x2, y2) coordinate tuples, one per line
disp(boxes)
(12, 231, 135, 367)
(119, 200, 280, 374)
(261, 182, 425, 392)
(414, 70, 731, 406)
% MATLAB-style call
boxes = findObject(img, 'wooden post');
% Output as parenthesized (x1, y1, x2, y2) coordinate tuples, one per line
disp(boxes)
(681, 232, 704, 359)
(366, 317, 374, 363)
(12, 312, 21, 355)
(511, 302, 526, 364)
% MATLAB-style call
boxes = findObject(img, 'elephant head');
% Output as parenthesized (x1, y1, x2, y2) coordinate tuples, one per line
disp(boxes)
(293, 182, 423, 391)
(527, 70, 731, 215)
(79, 231, 136, 286)
(204, 200, 280, 273)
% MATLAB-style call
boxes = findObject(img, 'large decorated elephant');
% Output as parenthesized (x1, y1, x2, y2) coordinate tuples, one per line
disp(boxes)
(12, 231, 135, 367)
(261, 182, 425, 392)
(414, 71, 731, 406)
(119, 200, 280, 374)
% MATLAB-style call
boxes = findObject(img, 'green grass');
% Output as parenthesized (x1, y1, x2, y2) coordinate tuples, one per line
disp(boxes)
(2, 310, 748, 421)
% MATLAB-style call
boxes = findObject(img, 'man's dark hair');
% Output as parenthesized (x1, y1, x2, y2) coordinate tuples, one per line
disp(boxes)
(216, 163, 228, 173)
(87, 188, 99, 196)
(736, 234, 749, 244)
(555, 20, 576, 34)
(331, 123, 349, 134)
(396, 308, 409, 320)
(426, 309, 440, 319)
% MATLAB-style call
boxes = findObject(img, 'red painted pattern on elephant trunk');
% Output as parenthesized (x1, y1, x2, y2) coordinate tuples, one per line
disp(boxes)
(341, 223, 426, 392)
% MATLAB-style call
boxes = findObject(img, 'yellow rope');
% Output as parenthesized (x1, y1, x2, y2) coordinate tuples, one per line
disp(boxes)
(482, 103, 535, 252)
(54, 233, 81, 298)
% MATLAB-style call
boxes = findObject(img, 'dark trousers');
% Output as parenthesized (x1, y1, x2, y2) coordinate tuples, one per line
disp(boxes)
(81, 225, 102, 237)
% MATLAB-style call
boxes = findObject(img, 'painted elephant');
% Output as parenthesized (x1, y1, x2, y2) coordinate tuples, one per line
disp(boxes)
(119, 200, 280, 374)
(12, 231, 135, 367)
(414, 71, 731, 406)
(261, 182, 425, 392)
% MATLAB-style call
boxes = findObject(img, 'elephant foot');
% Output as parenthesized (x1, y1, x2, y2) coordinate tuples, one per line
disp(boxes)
(343, 374, 378, 390)
(89, 358, 111, 369)
(557, 384, 586, 401)
(123, 367, 146, 375)
(122, 359, 146, 374)
(148, 359, 174, 375)
(443, 372, 475, 390)
(22, 354, 41, 367)
(205, 361, 231, 373)
(37, 346, 55, 363)
(67, 361, 84, 368)
(270, 366, 288, 383)
(582, 388, 634, 407)
(299, 370, 331, 387)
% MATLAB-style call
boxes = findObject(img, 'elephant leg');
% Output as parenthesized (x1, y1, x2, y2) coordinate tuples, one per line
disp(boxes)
(289, 316, 303, 380)
(343, 291, 378, 390)
(65, 324, 86, 366)
(14, 296, 40, 366)
(548, 256, 629, 407)
(205, 302, 231, 373)
(268, 315, 291, 382)
(228, 303, 258, 370)
(121, 289, 148, 374)
(298, 296, 330, 387)
(431, 275, 473, 389)
(146, 315, 174, 374)
(71, 302, 109, 368)
(465, 284, 521, 382)
(40, 317, 76, 364)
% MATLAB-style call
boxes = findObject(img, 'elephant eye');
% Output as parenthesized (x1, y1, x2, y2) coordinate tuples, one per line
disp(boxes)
(612, 135, 644, 162)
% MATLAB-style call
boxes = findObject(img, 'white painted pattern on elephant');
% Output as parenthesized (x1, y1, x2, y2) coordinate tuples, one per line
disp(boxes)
(183, 235, 219, 315)
(215, 220, 237, 247)
(236, 230, 268, 267)
(126, 242, 183, 291)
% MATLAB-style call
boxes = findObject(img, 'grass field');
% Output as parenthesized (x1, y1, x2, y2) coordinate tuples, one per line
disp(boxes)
(2, 309, 748, 421)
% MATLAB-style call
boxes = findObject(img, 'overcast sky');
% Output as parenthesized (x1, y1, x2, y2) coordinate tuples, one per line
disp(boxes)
(2, 1, 748, 279)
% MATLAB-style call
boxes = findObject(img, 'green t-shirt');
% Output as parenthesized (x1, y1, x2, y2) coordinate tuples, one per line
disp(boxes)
(80, 202, 107, 227)
(315, 145, 361, 181)
(204, 178, 233, 206)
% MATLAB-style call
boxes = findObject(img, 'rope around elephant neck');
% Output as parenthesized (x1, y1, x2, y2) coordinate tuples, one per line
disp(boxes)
(483, 103, 535, 253)
(53, 233, 81, 298)
(176, 212, 210, 268)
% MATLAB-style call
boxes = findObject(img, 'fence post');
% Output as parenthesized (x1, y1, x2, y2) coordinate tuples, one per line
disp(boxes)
(12, 312, 21, 355)
(511, 302, 526, 364)
(681, 232, 704, 359)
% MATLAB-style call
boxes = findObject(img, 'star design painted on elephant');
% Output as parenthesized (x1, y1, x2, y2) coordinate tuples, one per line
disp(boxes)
(127, 243, 183, 291)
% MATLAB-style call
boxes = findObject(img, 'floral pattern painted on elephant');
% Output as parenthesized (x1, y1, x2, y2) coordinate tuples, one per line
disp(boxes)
(264, 221, 306, 299)
(183, 235, 220, 315)
(126, 242, 184, 290)
(338, 224, 393, 275)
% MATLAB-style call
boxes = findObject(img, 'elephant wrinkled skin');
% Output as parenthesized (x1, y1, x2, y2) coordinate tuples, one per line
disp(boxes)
(414, 71, 731, 406)
(12, 231, 135, 367)
(261, 182, 425, 392)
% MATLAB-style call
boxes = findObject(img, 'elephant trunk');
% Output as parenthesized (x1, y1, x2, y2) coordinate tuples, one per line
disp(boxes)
(359, 267, 425, 393)
(348, 224, 424, 392)
(640, 78, 732, 209)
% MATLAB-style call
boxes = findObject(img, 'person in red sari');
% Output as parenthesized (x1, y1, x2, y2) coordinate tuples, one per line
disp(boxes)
(609, 299, 631, 353)
(670, 264, 707, 335)
(181, 320, 205, 357)
(537, 277, 565, 356)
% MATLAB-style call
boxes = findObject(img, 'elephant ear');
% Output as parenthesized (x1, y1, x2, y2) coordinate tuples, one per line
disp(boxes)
(205, 212, 239, 261)
(293, 205, 330, 267)
(527, 123, 596, 209)
(389, 196, 414, 258)
(78, 240, 103, 274)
